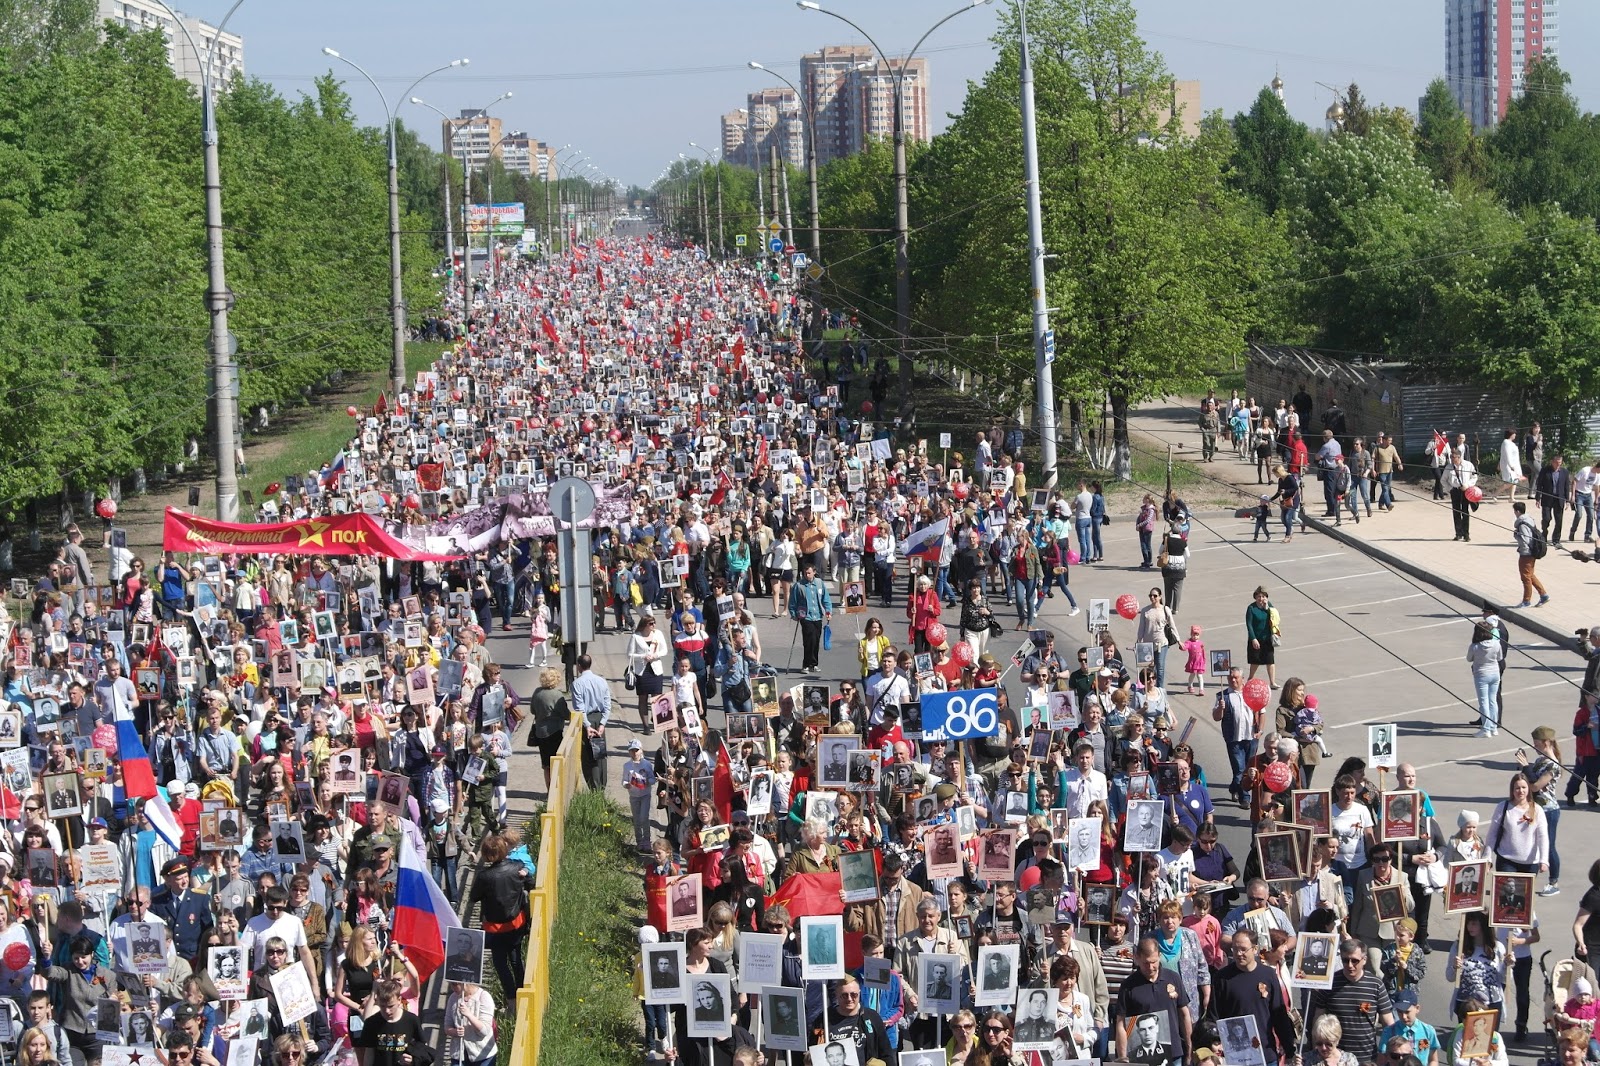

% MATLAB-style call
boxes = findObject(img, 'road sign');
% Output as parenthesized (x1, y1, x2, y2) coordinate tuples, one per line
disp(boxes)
(1042, 328, 1056, 364)
(805, 262, 825, 281)
(768, 237, 785, 254)
(734, 233, 748, 247)
(920, 688, 1001, 740)
(791, 252, 809, 269)
(766, 221, 782, 236)
(549, 477, 596, 526)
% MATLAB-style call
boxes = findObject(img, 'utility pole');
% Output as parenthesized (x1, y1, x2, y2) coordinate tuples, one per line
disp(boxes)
(756, 157, 766, 235)
(769, 146, 781, 232)
(1019, 0, 1058, 489)
(154, 0, 244, 521)
(440, 158, 453, 260)
(779, 153, 794, 251)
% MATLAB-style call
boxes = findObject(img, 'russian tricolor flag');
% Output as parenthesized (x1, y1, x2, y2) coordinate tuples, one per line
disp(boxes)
(320, 452, 345, 488)
(902, 517, 949, 563)
(394, 829, 461, 982)
(116, 710, 183, 851)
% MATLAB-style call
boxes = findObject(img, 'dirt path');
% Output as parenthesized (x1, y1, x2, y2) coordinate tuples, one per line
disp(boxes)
(115, 371, 387, 558)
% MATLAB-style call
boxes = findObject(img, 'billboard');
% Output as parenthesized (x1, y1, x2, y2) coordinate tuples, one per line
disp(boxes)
(466, 203, 526, 237)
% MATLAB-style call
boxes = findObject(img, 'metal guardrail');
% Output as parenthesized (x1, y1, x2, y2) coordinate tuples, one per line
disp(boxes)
(507, 712, 585, 1066)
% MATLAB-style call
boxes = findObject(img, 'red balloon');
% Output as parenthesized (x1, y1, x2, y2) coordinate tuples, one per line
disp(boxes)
(451, 389, 463, 402)
(581, 419, 596, 434)
(924, 622, 948, 648)
(861, 400, 873, 414)
(346, 405, 359, 417)
(1242, 677, 1271, 712)
(552, 418, 564, 430)
(708, 384, 720, 397)
(1464, 485, 1484, 503)
(95, 498, 118, 520)
(952, 482, 970, 500)
(1262, 761, 1295, 793)
(1115, 594, 1139, 620)
(951, 641, 975, 668)
(608, 429, 622, 443)
(755, 392, 768, 404)
(265, 482, 282, 496)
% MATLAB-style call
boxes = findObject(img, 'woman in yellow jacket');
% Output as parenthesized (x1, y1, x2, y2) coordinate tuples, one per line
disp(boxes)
(857, 616, 892, 683)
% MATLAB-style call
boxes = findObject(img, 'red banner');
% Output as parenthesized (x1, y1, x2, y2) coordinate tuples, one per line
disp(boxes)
(162, 508, 464, 561)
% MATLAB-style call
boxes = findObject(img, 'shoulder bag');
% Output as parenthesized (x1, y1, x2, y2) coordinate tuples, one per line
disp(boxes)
(1162, 607, 1180, 647)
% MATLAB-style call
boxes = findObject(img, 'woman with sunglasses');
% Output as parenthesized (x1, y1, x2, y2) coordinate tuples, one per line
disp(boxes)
(976, 1009, 1025, 1065)
(946, 1008, 982, 1065)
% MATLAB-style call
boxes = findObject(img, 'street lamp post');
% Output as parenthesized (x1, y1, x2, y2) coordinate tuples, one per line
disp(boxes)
(149, 0, 247, 521)
(797, 0, 994, 413)
(1017, 0, 1057, 489)
(322, 49, 467, 398)
(411, 93, 511, 314)
(554, 146, 584, 253)
(747, 61, 822, 263)
(687, 142, 724, 257)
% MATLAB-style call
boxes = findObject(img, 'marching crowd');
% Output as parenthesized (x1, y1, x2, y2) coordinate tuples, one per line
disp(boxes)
(9, 228, 1600, 1066)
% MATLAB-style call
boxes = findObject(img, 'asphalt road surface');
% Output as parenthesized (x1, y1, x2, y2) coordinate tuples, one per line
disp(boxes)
(487, 507, 1594, 1063)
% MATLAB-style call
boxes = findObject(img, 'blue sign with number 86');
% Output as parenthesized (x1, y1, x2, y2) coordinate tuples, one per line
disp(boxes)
(920, 688, 1001, 739)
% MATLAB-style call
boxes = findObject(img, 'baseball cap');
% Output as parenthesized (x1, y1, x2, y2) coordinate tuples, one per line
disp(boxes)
(431, 746, 446, 757)
(934, 783, 958, 802)
(627, 739, 643, 751)
(173, 1004, 203, 1022)
(1097, 667, 1114, 678)
(372, 840, 393, 853)
(1393, 988, 1419, 1009)
(730, 810, 751, 823)
(88, 817, 108, 828)
(184, 783, 200, 799)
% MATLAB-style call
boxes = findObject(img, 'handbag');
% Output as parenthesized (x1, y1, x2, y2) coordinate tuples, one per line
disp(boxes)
(623, 665, 637, 691)
(1163, 609, 1180, 647)
(987, 618, 1005, 638)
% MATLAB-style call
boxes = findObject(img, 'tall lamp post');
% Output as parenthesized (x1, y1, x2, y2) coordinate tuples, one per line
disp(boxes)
(322, 49, 467, 398)
(748, 59, 839, 264)
(1016, 0, 1057, 489)
(150, 0, 247, 521)
(686, 142, 724, 257)
(797, 0, 994, 412)
(410, 92, 511, 312)
(554, 146, 585, 253)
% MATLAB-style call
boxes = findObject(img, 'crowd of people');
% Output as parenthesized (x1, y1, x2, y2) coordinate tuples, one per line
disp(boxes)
(11, 226, 1600, 1066)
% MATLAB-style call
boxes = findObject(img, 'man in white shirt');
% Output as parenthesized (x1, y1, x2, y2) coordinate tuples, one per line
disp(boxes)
(239, 885, 317, 986)
(94, 659, 138, 722)
(864, 658, 911, 727)
(1571, 463, 1596, 544)
(1062, 742, 1108, 818)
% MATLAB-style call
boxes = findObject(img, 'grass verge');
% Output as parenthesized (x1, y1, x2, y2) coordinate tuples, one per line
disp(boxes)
(526, 790, 643, 1066)
(242, 342, 448, 502)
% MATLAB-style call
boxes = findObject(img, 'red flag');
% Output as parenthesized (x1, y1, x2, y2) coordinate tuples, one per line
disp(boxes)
(623, 293, 634, 310)
(708, 470, 732, 506)
(643, 249, 655, 267)
(374, 392, 387, 414)
(715, 278, 723, 298)
(596, 264, 605, 291)
(713, 744, 735, 822)
(731, 334, 745, 372)
(670, 323, 684, 348)
(766, 871, 845, 918)
(540, 314, 560, 345)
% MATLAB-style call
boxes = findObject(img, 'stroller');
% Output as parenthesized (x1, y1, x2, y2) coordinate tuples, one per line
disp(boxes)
(1538, 952, 1596, 1065)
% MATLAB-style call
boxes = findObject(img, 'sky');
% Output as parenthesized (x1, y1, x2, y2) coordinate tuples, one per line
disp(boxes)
(229, 0, 1598, 188)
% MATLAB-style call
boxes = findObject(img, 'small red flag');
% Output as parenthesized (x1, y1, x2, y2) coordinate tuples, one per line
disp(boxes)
(708, 470, 732, 506)
(623, 293, 634, 310)
(540, 314, 559, 345)
(596, 264, 605, 291)
(643, 249, 655, 267)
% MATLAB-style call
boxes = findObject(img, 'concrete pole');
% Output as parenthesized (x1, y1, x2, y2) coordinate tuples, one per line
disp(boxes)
(202, 86, 241, 522)
(1019, 0, 1058, 489)
(385, 125, 406, 396)
(780, 153, 794, 251)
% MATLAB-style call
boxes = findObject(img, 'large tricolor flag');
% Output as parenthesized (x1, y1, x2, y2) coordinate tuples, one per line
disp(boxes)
(116, 708, 183, 850)
(902, 517, 950, 563)
(394, 829, 462, 982)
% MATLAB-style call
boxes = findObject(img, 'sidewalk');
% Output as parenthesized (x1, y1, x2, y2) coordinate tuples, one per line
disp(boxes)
(1128, 400, 1600, 648)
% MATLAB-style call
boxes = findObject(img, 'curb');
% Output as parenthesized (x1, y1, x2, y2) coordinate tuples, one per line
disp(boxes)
(1297, 513, 1583, 651)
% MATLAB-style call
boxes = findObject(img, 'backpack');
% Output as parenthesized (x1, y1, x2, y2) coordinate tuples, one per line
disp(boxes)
(1522, 518, 1549, 560)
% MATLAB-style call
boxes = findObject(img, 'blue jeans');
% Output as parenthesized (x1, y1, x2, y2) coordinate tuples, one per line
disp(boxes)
(1044, 570, 1078, 608)
(1322, 475, 1338, 514)
(1012, 578, 1037, 626)
(1546, 804, 1562, 882)
(1139, 529, 1153, 566)
(495, 580, 515, 628)
(1282, 505, 1298, 536)
(1074, 518, 1093, 562)
(1378, 472, 1395, 507)
(1352, 475, 1371, 514)
(1152, 644, 1169, 689)
(936, 565, 955, 605)
(1091, 519, 1104, 560)
(430, 856, 460, 903)
(1225, 738, 1256, 796)
(1474, 672, 1501, 731)
(1572, 495, 1595, 541)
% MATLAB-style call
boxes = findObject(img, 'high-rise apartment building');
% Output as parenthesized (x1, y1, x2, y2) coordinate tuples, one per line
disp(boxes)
(745, 89, 805, 170)
(1445, 0, 1557, 129)
(97, 0, 244, 89)
(442, 110, 504, 172)
(721, 109, 749, 167)
(800, 46, 928, 166)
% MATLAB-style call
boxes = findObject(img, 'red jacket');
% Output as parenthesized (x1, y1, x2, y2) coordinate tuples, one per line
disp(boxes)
(906, 589, 941, 639)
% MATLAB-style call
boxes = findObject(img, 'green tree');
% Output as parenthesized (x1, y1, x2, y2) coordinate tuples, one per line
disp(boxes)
(1488, 57, 1600, 221)
(1229, 87, 1315, 214)
(1416, 77, 1484, 189)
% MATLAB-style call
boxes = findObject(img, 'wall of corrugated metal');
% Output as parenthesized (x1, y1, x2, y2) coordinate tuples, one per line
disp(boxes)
(1397, 385, 1516, 467)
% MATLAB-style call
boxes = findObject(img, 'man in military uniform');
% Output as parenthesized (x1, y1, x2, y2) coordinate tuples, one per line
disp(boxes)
(150, 858, 214, 965)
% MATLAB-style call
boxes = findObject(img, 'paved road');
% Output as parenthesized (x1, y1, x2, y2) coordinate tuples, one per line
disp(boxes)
(485, 506, 1595, 1062)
